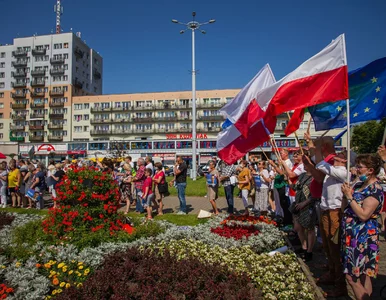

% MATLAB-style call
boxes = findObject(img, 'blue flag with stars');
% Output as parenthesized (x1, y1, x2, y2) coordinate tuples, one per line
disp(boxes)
(309, 57, 386, 131)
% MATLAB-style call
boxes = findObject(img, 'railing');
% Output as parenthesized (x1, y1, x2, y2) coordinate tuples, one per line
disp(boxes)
(11, 92, 27, 98)
(32, 48, 46, 56)
(132, 105, 154, 111)
(11, 114, 27, 120)
(30, 113, 44, 119)
(12, 61, 28, 67)
(49, 113, 64, 119)
(31, 80, 45, 87)
(50, 58, 65, 64)
(11, 103, 27, 109)
(48, 135, 63, 141)
(12, 49, 28, 56)
(11, 82, 27, 88)
(49, 90, 65, 96)
(29, 125, 44, 130)
(10, 136, 25, 142)
(111, 129, 131, 135)
(30, 91, 45, 97)
(198, 115, 224, 121)
(49, 102, 64, 107)
(48, 124, 63, 129)
(201, 127, 222, 132)
(31, 70, 46, 76)
(154, 116, 178, 121)
(90, 118, 112, 124)
(198, 102, 224, 108)
(11, 71, 26, 77)
(112, 106, 131, 112)
(177, 116, 192, 121)
(91, 107, 111, 112)
(131, 117, 153, 123)
(90, 130, 112, 135)
(29, 136, 44, 142)
(31, 103, 45, 109)
(178, 128, 192, 133)
(50, 68, 65, 75)
(111, 118, 129, 123)
(10, 125, 25, 131)
(132, 128, 155, 134)
(155, 128, 176, 133)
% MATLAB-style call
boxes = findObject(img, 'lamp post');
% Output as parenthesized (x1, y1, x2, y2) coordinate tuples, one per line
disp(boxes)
(172, 12, 215, 181)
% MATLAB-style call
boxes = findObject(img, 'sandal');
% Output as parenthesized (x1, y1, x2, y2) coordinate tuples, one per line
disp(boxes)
(26, 206, 32, 209)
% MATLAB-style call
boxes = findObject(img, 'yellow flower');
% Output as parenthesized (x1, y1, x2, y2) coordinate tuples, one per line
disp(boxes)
(1, 265, 6, 269)
(77, 283, 83, 288)
(45, 296, 52, 300)
(15, 262, 21, 268)
(78, 262, 83, 265)
(57, 263, 64, 269)
(78, 265, 84, 270)
(65, 283, 71, 289)
(78, 273, 82, 277)
(52, 290, 57, 295)
(44, 263, 51, 269)
(62, 267, 67, 273)
(71, 260, 75, 263)
(57, 289, 63, 294)
(60, 282, 65, 288)
(68, 270, 73, 275)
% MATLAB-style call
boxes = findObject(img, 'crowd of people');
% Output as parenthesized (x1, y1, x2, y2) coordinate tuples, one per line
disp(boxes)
(208, 137, 386, 299)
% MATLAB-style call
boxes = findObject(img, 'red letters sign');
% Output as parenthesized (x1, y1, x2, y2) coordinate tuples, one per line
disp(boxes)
(166, 134, 208, 140)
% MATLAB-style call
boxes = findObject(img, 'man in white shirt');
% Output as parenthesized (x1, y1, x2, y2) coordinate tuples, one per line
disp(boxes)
(145, 156, 154, 174)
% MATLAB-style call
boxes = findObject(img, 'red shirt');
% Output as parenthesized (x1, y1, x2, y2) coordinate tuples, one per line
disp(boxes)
(153, 170, 165, 185)
(142, 176, 153, 196)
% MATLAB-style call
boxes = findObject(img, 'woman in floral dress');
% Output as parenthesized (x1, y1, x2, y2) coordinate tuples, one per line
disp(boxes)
(341, 154, 384, 300)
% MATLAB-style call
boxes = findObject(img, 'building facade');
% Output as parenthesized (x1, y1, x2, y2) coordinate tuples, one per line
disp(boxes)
(0, 32, 103, 144)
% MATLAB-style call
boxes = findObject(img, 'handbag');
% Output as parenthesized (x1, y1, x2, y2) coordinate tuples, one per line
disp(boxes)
(158, 181, 168, 194)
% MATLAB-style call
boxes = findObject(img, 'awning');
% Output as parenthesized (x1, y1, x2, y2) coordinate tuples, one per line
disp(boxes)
(34, 151, 68, 155)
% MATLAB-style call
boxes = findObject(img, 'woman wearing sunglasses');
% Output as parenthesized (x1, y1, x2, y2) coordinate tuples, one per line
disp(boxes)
(341, 154, 384, 300)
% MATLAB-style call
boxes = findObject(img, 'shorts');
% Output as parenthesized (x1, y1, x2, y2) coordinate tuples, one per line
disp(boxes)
(143, 193, 155, 208)
(8, 187, 18, 194)
(154, 185, 163, 200)
(207, 186, 218, 200)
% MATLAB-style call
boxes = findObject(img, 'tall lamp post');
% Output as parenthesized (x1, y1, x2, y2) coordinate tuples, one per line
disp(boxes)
(172, 12, 215, 181)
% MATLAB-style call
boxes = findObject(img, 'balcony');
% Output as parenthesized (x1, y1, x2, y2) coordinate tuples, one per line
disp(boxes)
(131, 117, 153, 123)
(10, 136, 25, 142)
(73, 80, 83, 89)
(29, 124, 45, 130)
(154, 116, 178, 122)
(31, 70, 46, 76)
(112, 106, 131, 112)
(177, 115, 192, 121)
(90, 118, 111, 124)
(30, 113, 44, 119)
(11, 71, 26, 78)
(49, 90, 65, 96)
(50, 57, 65, 64)
(49, 113, 64, 119)
(90, 130, 112, 135)
(10, 125, 25, 131)
(94, 69, 101, 79)
(178, 127, 192, 133)
(198, 115, 224, 121)
(31, 90, 45, 97)
(50, 68, 65, 75)
(11, 82, 27, 88)
(31, 80, 45, 87)
(201, 127, 222, 133)
(49, 101, 64, 108)
(154, 103, 177, 110)
(12, 49, 28, 57)
(155, 128, 176, 133)
(132, 128, 155, 134)
(11, 92, 27, 98)
(91, 106, 111, 112)
(74, 48, 84, 58)
(31, 103, 45, 109)
(48, 124, 63, 129)
(132, 105, 154, 111)
(48, 135, 63, 141)
(32, 48, 46, 56)
(111, 129, 131, 135)
(29, 136, 44, 142)
(11, 103, 27, 109)
(198, 102, 224, 109)
(111, 118, 130, 123)
(12, 61, 28, 67)
(11, 114, 26, 120)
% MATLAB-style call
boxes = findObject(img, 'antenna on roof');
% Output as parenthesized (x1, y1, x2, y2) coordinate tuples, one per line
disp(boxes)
(54, 0, 63, 34)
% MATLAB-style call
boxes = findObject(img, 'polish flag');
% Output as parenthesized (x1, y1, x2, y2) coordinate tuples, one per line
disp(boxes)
(256, 34, 348, 121)
(219, 64, 276, 137)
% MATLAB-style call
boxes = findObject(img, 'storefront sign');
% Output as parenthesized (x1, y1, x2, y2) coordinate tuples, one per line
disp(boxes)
(166, 134, 208, 140)
(152, 153, 176, 159)
(262, 139, 296, 148)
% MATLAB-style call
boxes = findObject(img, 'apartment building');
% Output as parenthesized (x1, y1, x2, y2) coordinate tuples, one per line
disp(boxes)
(0, 32, 103, 143)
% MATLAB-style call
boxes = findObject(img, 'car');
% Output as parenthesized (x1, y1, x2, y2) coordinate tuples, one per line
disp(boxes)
(164, 165, 174, 176)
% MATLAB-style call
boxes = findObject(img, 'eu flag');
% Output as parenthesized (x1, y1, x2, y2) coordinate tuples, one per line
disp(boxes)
(309, 57, 386, 131)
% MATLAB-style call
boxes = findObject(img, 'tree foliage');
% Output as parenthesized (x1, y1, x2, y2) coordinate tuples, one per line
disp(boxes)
(352, 118, 386, 154)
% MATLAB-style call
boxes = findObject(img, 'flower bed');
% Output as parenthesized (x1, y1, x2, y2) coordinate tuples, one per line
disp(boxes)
(211, 224, 259, 240)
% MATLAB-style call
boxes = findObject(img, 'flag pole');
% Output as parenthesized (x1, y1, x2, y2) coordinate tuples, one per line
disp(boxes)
(269, 136, 281, 161)
(286, 112, 304, 155)
(382, 124, 386, 146)
(307, 116, 312, 134)
(342, 33, 351, 182)
(259, 147, 269, 160)
(320, 129, 330, 137)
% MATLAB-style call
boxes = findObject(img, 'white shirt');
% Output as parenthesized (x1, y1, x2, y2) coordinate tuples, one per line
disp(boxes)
(146, 163, 154, 174)
(258, 169, 270, 189)
(293, 163, 305, 176)
(284, 158, 293, 169)
(316, 160, 347, 210)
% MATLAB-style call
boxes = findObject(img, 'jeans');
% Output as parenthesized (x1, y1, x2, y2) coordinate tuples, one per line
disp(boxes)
(176, 182, 187, 213)
(135, 187, 144, 213)
(224, 185, 235, 214)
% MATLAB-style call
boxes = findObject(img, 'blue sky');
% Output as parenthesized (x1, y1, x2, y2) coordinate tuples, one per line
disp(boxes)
(1, 0, 385, 95)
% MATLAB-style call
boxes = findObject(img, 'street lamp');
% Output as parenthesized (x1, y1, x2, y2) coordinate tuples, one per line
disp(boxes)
(172, 12, 215, 181)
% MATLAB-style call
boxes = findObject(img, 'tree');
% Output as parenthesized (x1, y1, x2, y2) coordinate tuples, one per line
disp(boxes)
(351, 118, 386, 154)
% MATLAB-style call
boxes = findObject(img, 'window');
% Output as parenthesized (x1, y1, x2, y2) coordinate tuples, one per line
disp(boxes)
(64, 43, 69, 48)
(226, 97, 233, 103)
(63, 75, 68, 81)
(74, 126, 82, 132)
(75, 67, 79, 73)
(64, 54, 69, 59)
(0, 113, 3, 118)
(54, 43, 62, 49)
(84, 103, 89, 109)
(0, 123, 3, 129)
(74, 115, 82, 121)
(0, 133, 3, 139)
(64, 64, 68, 70)
(0, 63, 4, 68)
(0, 83, 4, 88)
(44, 44, 50, 50)
(74, 104, 82, 110)
(84, 114, 89, 120)
(44, 55, 49, 61)
(0, 53, 5, 58)
(0, 93, 3, 98)
(63, 86, 68, 92)
(0, 103, 3, 109)
(83, 126, 89, 131)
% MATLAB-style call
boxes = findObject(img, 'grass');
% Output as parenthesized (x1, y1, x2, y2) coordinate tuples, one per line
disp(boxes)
(166, 176, 238, 197)
(122, 211, 208, 226)
(0, 207, 48, 216)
